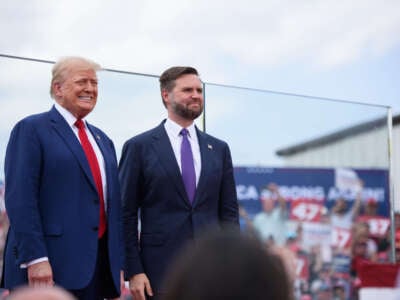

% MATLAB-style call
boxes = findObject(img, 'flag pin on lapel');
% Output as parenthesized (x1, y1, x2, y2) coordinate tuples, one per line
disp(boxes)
(96, 134, 101, 140)
(208, 144, 213, 150)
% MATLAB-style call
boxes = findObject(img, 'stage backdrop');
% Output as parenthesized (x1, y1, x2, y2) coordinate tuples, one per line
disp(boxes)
(235, 166, 389, 222)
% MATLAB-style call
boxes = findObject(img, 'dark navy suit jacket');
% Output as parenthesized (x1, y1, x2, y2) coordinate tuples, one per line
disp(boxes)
(119, 121, 239, 292)
(2, 106, 123, 291)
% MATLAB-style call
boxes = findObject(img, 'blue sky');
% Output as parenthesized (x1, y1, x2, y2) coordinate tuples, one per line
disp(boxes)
(0, 0, 399, 169)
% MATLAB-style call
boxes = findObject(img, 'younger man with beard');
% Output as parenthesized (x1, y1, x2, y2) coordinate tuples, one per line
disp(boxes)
(119, 66, 239, 300)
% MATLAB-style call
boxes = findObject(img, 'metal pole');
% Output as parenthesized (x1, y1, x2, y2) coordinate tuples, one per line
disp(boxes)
(387, 107, 396, 262)
(202, 82, 206, 133)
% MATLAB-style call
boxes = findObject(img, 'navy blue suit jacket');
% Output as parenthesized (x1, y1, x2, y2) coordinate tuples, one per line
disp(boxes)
(2, 106, 123, 291)
(119, 121, 239, 292)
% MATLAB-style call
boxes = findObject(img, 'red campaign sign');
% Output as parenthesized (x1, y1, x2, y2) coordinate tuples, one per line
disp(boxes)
(290, 199, 323, 222)
(357, 216, 390, 237)
(331, 227, 352, 249)
(295, 255, 309, 280)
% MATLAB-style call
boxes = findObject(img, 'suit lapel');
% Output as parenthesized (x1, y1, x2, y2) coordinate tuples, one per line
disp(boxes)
(49, 107, 97, 193)
(194, 128, 214, 206)
(87, 123, 108, 172)
(151, 123, 191, 207)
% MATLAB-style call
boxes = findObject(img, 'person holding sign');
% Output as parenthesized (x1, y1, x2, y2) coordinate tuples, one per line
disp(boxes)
(252, 183, 287, 246)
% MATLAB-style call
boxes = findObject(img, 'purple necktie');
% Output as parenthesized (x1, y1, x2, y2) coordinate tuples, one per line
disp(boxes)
(180, 128, 196, 203)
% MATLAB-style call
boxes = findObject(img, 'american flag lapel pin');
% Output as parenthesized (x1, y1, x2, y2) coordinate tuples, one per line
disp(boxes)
(208, 144, 213, 150)
(96, 134, 101, 140)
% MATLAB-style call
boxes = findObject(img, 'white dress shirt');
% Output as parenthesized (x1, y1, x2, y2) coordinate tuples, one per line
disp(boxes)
(164, 118, 201, 186)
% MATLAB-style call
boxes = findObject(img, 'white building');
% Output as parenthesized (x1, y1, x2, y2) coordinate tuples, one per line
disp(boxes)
(276, 115, 400, 209)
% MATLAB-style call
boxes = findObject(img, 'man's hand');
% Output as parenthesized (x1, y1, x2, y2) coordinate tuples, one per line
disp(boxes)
(120, 270, 125, 295)
(27, 261, 54, 287)
(129, 273, 153, 300)
(110, 271, 125, 300)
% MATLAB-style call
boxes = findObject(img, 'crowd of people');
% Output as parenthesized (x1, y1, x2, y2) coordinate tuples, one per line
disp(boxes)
(240, 182, 397, 300)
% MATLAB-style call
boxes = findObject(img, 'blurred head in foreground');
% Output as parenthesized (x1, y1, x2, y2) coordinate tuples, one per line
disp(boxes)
(162, 230, 293, 300)
(7, 286, 76, 300)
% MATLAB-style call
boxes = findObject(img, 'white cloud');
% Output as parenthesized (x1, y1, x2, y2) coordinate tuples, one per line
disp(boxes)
(1, 0, 400, 75)
(1, 0, 400, 113)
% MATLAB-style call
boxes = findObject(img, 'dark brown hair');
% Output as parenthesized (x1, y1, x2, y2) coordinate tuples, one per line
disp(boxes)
(159, 66, 199, 93)
(162, 230, 293, 300)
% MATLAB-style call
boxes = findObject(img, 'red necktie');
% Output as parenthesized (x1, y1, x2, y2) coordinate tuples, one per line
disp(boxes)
(75, 119, 106, 238)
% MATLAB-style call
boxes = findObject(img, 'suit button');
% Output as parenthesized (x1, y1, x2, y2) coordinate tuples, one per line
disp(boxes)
(13, 247, 18, 258)
(92, 226, 99, 231)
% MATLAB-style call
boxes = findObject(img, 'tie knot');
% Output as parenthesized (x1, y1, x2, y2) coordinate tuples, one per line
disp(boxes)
(75, 119, 84, 130)
(180, 128, 189, 137)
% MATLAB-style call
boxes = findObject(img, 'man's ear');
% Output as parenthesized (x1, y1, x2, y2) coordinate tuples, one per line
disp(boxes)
(53, 82, 62, 97)
(161, 89, 169, 105)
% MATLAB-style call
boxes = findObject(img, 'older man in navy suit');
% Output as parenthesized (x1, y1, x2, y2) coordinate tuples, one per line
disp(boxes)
(119, 66, 239, 299)
(2, 57, 123, 299)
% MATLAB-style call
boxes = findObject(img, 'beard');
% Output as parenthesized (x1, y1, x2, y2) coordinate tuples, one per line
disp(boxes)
(171, 100, 203, 120)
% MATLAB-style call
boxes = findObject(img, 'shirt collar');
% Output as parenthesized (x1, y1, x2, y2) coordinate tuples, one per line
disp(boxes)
(54, 102, 86, 128)
(165, 118, 196, 138)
